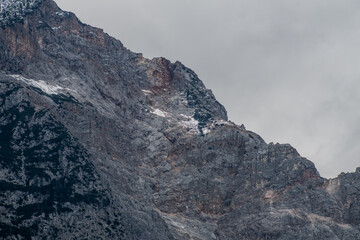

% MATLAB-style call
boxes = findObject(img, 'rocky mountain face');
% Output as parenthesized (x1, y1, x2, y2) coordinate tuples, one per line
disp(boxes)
(1, 0, 360, 239)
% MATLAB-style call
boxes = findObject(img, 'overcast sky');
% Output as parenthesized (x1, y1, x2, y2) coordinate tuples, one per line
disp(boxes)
(56, 0, 360, 178)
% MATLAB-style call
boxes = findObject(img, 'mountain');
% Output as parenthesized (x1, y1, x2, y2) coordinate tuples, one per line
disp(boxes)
(1, 0, 360, 239)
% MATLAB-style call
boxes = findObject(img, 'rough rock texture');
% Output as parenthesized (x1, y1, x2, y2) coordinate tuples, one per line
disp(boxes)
(0, 0, 44, 26)
(1, 0, 360, 239)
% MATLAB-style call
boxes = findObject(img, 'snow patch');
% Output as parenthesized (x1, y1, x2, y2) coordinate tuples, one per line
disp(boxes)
(151, 108, 166, 118)
(180, 115, 199, 130)
(142, 89, 152, 94)
(55, 11, 65, 16)
(52, 26, 61, 30)
(180, 114, 191, 119)
(202, 127, 211, 135)
(215, 120, 235, 127)
(10, 74, 75, 95)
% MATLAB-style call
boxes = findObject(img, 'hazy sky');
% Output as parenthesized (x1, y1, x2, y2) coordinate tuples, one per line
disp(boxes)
(56, 0, 360, 178)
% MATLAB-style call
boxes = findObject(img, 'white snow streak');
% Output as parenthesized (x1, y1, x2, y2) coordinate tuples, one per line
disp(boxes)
(151, 108, 166, 117)
(215, 120, 234, 126)
(10, 74, 75, 95)
(180, 114, 199, 130)
(55, 11, 65, 16)
(142, 89, 152, 94)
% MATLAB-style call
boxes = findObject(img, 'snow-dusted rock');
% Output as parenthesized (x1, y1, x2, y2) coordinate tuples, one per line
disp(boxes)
(1, 0, 360, 239)
(0, 0, 43, 26)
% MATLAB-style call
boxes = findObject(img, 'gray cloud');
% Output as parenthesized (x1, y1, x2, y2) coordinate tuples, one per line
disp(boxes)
(56, 0, 360, 178)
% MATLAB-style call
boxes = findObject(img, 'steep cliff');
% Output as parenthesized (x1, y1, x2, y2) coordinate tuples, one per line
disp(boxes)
(1, 1, 360, 239)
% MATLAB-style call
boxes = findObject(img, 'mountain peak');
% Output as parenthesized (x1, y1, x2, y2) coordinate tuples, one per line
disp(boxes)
(1, 1, 360, 239)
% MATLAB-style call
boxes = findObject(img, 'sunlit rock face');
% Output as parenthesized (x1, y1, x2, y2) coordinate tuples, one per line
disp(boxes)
(1, 0, 360, 239)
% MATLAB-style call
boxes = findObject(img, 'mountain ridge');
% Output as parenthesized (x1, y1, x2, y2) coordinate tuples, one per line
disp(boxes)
(1, 0, 360, 239)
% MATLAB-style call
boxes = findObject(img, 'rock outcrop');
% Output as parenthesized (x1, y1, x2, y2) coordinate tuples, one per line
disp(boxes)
(1, 1, 360, 239)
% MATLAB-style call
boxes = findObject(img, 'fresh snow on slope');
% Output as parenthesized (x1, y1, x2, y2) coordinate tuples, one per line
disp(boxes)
(180, 114, 199, 132)
(142, 89, 152, 94)
(202, 127, 211, 135)
(151, 108, 167, 117)
(10, 74, 75, 95)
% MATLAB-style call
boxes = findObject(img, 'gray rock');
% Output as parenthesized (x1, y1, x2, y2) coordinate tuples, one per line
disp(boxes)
(1, 0, 360, 239)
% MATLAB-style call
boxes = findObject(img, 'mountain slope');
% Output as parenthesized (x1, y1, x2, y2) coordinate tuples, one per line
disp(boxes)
(1, 0, 360, 239)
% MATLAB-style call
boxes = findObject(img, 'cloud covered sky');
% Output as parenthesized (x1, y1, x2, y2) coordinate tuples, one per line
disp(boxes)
(56, 0, 360, 178)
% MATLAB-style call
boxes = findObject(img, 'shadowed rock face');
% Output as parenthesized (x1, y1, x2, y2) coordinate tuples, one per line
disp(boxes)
(1, 1, 360, 239)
